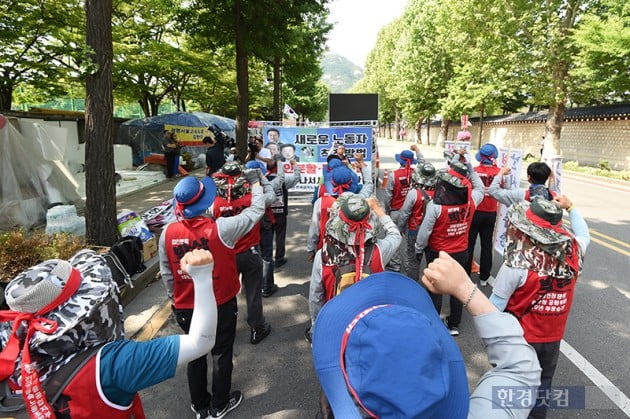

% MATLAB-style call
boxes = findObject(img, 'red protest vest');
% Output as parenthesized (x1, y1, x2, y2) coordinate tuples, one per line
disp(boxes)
(164, 217, 239, 308)
(390, 167, 413, 211)
(407, 189, 434, 231)
(428, 201, 476, 254)
(505, 270, 577, 343)
(474, 164, 501, 213)
(213, 193, 260, 254)
(55, 353, 145, 418)
(321, 246, 384, 302)
(317, 195, 337, 250)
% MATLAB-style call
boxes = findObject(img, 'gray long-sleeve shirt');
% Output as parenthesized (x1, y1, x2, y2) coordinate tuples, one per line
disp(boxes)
(415, 165, 485, 254)
(308, 214, 401, 323)
(160, 184, 266, 300)
(467, 311, 542, 418)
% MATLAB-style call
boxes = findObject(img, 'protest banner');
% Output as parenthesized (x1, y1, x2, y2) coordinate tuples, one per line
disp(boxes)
(262, 126, 373, 192)
(444, 141, 472, 163)
(493, 148, 523, 255)
(164, 124, 211, 146)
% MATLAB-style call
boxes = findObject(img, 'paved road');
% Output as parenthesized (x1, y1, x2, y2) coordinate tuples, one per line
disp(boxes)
(138, 138, 629, 418)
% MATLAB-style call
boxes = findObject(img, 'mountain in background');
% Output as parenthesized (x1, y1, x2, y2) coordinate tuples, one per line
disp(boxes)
(320, 53, 364, 93)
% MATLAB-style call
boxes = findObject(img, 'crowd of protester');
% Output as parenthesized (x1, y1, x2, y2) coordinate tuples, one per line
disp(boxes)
(0, 130, 589, 419)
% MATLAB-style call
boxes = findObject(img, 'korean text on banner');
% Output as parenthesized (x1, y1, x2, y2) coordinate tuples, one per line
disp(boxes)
(164, 124, 212, 147)
(493, 149, 523, 255)
(262, 126, 373, 192)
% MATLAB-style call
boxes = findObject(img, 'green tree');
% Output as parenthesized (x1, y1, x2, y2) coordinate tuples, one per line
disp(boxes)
(0, 0, 80, 110)
(113, 0, 202, 116)
(571, 1, 630, 103)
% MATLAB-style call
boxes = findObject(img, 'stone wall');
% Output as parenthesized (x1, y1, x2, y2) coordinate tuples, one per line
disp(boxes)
(412, 119, 630, 170)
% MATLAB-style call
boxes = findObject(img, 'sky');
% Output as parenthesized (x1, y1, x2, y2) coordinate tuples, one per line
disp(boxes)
(325, 0, 409, 68)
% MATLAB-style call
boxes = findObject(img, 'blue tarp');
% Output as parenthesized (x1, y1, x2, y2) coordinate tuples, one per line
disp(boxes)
(122, 112, 235, 131)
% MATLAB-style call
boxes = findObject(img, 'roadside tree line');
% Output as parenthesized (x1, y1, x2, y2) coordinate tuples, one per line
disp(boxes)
(0, 0, 331, 245)
(354, 0, 629, 156)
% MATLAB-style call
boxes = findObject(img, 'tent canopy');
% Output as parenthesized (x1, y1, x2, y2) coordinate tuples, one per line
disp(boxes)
(121, 112, 235, 132)
(118, 112, 235, 166)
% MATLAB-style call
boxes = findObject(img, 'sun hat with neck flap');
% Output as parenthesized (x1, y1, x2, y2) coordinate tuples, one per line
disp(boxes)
(312, 271, 469, 418)
(0, 250, 124, 414)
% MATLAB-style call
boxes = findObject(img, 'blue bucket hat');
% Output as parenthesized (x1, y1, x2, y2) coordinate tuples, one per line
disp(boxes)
(244, 160, 268, 176)
(312, 272, 469, 418)
(394, 149, 418, 166)
(325, 166, 360, 195)
(173, 176, 217, 219)
(475, 144, 499, 163)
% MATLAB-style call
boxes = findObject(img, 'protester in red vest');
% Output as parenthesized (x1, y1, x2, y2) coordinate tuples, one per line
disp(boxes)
(0, 248, 217, 419)
(306, 165, 373, 261)
(396, 162, 437, 282)
(160, 174, 265, 419)
(488, 162, 557, 205)
(490, 196, 589, 419)
(384, 145, 424, 271)
(467, 144, 501, 287)
(212, 161, 275, 345)
(414, 152, 484, 336)
(307, 193, 401, 418)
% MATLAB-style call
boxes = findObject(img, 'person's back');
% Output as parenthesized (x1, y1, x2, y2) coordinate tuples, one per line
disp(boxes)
(489, 196, 589, 419)
(0, 249, 219, 418)
(488, 162, 555, 206)
(312, 254, 541, 419)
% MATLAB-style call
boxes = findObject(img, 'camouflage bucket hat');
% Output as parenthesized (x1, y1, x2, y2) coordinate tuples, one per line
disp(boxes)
(326, 193, 380, 244)
(507, 199, 568, 244)
(213, 162, 249, 200)
(0, 249, 123, 386)
(412, 162, 437, 188)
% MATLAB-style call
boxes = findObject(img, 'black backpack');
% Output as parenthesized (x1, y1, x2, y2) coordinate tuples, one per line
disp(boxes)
(105, 236, 145, 287)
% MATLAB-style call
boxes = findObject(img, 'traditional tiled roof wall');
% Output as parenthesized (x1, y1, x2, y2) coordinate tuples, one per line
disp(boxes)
(414, 104, 630, 170)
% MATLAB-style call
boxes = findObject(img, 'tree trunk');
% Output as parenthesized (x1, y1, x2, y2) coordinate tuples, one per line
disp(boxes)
(85, 0, 117, 246)
(149, 97, 159, 116)
(544, 60, 569, 159)
(478, 104, 485, 149)
(234, 0, 249, 162)
(438, 119, 450, 148)
(395, 110, 400, 141)
(273, 56, 281, 121)
(138, 98, 150, 117)
(0, 84, 13, 111)
(415, 117, 422, 145)
(426, 117, 430, 146)
(387, 123, 392, 139)
(544, 101, 566, 159)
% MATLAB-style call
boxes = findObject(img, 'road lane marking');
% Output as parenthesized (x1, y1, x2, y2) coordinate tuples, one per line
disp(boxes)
(564, 219, 630, 256)
(589, 236, 630, 257)
(589, 228, 630, 249)
(560, 340, 630, 416)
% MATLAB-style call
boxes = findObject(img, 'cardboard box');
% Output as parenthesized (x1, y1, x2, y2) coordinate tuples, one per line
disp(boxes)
(142, 236, 158, 261)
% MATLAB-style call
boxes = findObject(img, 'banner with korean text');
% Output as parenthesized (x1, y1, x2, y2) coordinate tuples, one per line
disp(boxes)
(262, 126, 373, 192)
(493, 148, 524, 255)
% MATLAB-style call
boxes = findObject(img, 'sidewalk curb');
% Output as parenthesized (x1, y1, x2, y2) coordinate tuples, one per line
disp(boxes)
(131, 300, 172, 342)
